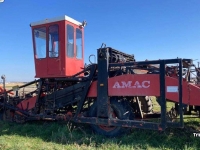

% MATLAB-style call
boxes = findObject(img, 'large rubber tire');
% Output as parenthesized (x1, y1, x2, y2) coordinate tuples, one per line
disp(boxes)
(89, 98, 133, 137)
(138, 96, 153, 113)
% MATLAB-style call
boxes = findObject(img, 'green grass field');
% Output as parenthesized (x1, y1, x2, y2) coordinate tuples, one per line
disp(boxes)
(1, 88, 200, 150)
(0, 117, 200, 150)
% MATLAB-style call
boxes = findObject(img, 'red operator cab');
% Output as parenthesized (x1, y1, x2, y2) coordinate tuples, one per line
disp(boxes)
(30, 15, 86, 78)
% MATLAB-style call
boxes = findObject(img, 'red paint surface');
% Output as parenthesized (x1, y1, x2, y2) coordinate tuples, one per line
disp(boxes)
(87, 81, 97, 97)
(17, 96, 37, 110)
(108, 74, 160, 96)
(0, 86, 14, 95)
(31, 20, 84, 78)
(87, 74, 160, 97)
(87, 74, 200, 106)
(166, 76, 200, 106)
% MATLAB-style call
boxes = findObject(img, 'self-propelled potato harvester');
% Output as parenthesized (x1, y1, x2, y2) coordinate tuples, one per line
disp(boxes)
(1, 15, 200, 137)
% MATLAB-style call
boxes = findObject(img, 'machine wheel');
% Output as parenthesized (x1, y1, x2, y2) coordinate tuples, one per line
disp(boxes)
(89, 98, 133, 137)
(138, 96, 153, 113)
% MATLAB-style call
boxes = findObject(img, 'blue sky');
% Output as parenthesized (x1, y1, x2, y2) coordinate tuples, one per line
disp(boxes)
(1, 0, 200, 82)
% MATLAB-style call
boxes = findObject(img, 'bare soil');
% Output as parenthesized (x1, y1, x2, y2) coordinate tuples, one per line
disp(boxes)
(1, 82, 37, 96)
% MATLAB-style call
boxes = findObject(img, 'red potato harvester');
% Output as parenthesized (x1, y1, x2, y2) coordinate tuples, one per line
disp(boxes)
(1, 15, 200, 137)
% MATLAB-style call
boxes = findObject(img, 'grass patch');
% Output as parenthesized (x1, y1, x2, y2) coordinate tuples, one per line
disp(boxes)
(0, 118, 200, 150)
(0, 96, 199, 149)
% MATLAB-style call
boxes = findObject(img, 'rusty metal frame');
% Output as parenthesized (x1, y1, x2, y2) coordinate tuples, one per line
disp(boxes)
(73, 48, 187, 131)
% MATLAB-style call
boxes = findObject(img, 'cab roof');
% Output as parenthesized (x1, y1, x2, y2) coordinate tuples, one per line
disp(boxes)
(30, 15, 82, 27)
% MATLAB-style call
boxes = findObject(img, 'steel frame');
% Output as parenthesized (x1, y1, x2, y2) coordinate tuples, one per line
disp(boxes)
(0, 47, 196, 131)
(73, 47, 188, 131)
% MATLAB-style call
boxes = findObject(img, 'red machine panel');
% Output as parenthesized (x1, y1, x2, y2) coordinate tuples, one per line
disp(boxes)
(17, 96, 37, 110)
(108, 74, 160, 96)
(165, 76, 200, 106)
(87, 74, 200, 106)
(87, 74, 160, 97)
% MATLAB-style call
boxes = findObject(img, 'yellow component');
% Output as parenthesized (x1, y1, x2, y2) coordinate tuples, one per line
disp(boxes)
(100, 84, 104, 86)
(12, 85, 19, 91)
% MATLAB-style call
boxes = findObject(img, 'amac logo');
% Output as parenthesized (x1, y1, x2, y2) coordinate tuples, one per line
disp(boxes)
(113, 81, 150, 88)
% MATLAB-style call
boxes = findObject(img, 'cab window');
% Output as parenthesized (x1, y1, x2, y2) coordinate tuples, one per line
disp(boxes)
(49, 25, 59, 58)
(76, 28, 82, 59)
(34, 27, 46, 59)
(66, 25, 74, 57)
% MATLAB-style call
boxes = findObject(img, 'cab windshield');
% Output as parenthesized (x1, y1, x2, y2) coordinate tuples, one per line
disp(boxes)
(33, 25, 59, 59)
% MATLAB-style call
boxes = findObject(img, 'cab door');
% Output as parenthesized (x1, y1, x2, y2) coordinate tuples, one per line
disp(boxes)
(74, 27, 84, 75)
(66, 24, 84, 76)
(33, 27, 48, 78)
(47, 24, 61, 76)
